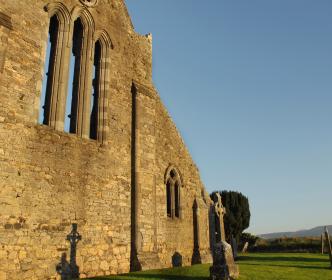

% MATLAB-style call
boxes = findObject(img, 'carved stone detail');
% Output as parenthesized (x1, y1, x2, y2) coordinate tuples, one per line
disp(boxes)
(80, 0, 98, 7)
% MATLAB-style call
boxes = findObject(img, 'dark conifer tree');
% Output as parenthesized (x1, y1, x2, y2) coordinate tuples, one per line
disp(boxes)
(211, 190, 251, 242)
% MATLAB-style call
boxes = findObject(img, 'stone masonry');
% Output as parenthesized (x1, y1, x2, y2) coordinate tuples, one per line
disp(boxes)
(0, 1, 213, 279)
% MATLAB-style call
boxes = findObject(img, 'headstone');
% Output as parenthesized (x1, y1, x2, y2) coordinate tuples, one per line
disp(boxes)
(324, 227, 332, 268)
(231, 236, 238, 259)
(242, 242, 249, 253)
(210, 241, 239, 280)
(172, 252, 183, 267)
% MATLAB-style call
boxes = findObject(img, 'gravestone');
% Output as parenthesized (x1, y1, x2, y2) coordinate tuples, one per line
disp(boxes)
(210, 241, 239, 280)
(242, 242, 249, 253)
(172, 252, 183, 267)
(231, 236, 238, 260)
(210, 193, 240, 280)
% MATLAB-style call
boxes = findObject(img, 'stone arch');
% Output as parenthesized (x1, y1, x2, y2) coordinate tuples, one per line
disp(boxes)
(45, 2, 71, 28)
(95, 30, 114, 51)
(164, 165, 183, 186)
(71, 6, 95, 37)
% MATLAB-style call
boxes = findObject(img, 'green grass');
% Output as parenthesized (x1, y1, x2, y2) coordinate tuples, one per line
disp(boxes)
(90, 253, 332, 280)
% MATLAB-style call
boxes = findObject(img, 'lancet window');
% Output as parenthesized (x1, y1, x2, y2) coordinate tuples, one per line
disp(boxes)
(165, 167, 182, 219)
(39, 3, 70, 130)
(40, 3, 112, 143)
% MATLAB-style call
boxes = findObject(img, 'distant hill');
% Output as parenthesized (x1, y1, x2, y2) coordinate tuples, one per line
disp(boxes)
(259, 225, 332, 239)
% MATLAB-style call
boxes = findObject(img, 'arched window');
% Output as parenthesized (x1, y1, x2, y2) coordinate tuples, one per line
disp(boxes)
(89, 31, 112, 142)
(165, 167, 182, 219)
(41, 3, 71, 131)
(41, 4, 110, 143)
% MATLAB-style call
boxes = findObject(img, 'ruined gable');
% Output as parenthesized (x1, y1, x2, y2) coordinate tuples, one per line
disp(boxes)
(0, 1, 212, 279)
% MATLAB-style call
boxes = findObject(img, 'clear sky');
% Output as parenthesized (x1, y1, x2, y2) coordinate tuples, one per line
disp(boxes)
(126, 0, 332, 234)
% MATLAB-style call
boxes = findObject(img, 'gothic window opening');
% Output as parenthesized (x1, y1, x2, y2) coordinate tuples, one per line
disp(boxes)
(41, 4, 109, 140)
(165, 167, 182, 219)
(40, 15, 59, 125)
(65, 18, 84, 133)
(90, 40, 101, 140)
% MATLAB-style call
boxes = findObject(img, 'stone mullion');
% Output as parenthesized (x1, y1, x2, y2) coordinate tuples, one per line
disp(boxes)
(49, 19, 70, 131)
(76, 32, 94, 138)
(97, 54, 110, 143)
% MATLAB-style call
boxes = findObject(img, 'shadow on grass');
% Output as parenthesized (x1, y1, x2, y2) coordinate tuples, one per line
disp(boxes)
(128, 275, 206, 280)
(238, 255, 328, 263)
(95, 275, 207, 280)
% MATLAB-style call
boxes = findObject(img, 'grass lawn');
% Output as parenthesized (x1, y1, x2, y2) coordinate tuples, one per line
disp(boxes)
(90, 253, 332, 280)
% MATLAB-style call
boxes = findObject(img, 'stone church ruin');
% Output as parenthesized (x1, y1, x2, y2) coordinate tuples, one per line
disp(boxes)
(0, 0, 228, 279)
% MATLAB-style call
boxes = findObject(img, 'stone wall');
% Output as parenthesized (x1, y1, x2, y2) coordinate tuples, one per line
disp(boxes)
(0, 1, 212, 279)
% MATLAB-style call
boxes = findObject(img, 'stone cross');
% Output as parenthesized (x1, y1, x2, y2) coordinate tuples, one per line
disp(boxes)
(324, 227, 332, 268)
(67, 223, 82, 278)
(214, 193, 226, 242)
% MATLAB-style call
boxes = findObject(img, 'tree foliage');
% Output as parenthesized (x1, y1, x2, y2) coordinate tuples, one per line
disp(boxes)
(211, 190, 251, 241)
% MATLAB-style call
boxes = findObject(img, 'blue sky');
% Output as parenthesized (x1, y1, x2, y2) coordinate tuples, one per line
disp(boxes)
(126, 0, 332, 234)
